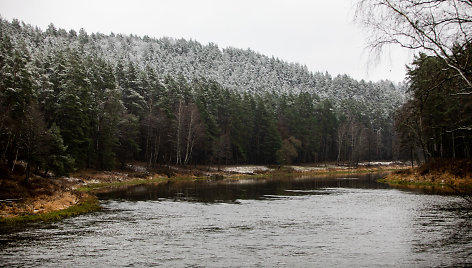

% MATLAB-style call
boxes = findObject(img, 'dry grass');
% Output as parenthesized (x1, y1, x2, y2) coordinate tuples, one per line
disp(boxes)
(0, 166, 97, 221)
(382, 159, 472, 193)
(0, 195, 100, 224)
(0, 191, 90, 219)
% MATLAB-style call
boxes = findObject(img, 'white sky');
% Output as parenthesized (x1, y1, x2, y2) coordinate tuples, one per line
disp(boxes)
(0, 0, 413, 82)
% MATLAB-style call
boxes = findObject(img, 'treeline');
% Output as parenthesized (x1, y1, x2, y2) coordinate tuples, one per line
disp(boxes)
(396, 47, 472, 162)
(0, 18, 402, 179)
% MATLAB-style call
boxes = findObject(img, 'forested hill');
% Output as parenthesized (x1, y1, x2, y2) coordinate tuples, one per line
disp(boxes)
(3, 19, 405, 105)
(0, 18, 406, 177)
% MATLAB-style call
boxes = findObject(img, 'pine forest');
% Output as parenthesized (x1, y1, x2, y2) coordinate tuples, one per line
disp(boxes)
(1, 17, 470, 180)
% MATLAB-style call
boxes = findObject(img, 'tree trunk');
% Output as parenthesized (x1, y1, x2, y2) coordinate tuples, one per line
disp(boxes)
(184, 109, 194, 165)
(176, 99, 182, 165)
(25, 162, 30, 183)
(24, 146, 31, 183)
(145, 103, 153, 169)
(153, 134, 160, 167)
(337, 132, 342, 165)
(1, 133, 12, 164)
(11, 148, 19, 172)
(452, 132, 455, 158)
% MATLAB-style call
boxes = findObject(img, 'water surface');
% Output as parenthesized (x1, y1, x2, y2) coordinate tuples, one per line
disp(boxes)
(1, 173, 471, 267)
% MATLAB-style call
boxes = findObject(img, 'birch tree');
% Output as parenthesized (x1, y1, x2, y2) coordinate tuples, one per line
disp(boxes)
(356, 0, 472, 92)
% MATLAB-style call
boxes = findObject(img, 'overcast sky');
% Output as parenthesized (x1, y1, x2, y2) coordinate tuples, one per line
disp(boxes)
(0, 0, 412, 82)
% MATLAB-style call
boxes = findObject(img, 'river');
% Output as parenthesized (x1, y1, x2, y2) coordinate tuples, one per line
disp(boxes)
(1, 173, 471, 267)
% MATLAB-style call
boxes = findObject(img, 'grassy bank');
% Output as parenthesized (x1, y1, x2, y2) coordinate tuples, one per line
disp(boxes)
(380, 159, 472, 194)
(225, 166, 402, 181)
(76, 175, 204, 193)
(0, 195, 100, 224)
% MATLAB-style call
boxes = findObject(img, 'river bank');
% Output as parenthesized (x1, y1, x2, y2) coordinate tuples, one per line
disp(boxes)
(380, 159, 472, 194)
(0, 171, 101, 223)
(0, 162, 406, 223)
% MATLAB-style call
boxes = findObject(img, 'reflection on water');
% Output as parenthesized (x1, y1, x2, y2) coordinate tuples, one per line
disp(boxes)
(97, 173, 391, 203)
(1, 173, 471, 267)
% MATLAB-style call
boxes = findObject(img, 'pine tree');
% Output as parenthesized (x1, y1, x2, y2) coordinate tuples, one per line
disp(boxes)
(41, 123, 74, 176)
(253, 97, 281, 164)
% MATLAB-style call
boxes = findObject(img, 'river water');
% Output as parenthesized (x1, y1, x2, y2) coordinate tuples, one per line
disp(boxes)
(1, 173, 471, 267)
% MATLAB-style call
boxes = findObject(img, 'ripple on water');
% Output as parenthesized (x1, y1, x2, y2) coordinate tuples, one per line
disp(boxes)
(1, 173, 471, 267)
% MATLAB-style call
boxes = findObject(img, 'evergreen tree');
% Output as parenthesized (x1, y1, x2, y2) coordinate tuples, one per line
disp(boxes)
(253, 97, 281, 164)
(41, 123, 74, 176)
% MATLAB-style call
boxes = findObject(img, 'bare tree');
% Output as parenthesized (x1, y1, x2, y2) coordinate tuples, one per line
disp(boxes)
(174, 100, 203, 165)
(183, 103, 203, 165)
(355, 0, 472, 92)
(175, 99, 183, 165)
(337, 121, 349, 165)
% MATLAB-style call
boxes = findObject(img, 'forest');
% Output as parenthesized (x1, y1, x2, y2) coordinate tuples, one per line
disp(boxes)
(396, 50, 472, 162)
(1, 17, 407, 179)
(355, 0, 472, 166)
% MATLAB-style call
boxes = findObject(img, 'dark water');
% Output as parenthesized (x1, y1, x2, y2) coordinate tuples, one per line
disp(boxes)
(1, 173, 471, 267)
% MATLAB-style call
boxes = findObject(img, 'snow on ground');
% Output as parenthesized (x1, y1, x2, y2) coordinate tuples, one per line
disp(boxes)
(221, 166, 272, 174)
(287, 165, 352, 171)
(126, 164, 147, 172)
(287, 166, 326, 172)
(357, 161, 405, 166)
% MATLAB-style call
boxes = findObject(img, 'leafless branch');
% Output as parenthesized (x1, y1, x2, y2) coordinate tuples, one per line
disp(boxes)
(355, 0, 472, 90)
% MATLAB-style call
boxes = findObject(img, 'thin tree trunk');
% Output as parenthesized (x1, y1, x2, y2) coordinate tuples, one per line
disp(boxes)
(350, 123, 355, 166)
(452, 131, 455, 158)
(11, 148, 19, 172)
(146, 118, 151, 168)
(1, 133, 12, 163)
(25, 162, 30, 183)
(418, 111, 431, 160)
(337, 132, 342, 165)
(146, 102, 153, 168)
(176, 99, 182, 165)
(184, 109, 194, 165)
(153, 134, 160, 167)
